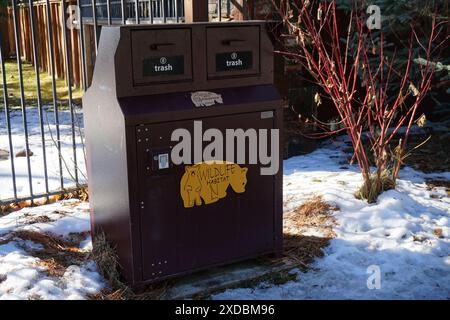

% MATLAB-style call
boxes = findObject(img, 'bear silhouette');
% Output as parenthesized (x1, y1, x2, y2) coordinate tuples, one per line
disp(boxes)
(180, 161, 248, 208)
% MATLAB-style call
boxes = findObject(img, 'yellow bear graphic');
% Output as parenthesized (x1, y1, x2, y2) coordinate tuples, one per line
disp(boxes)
(180, 161, 248, 208)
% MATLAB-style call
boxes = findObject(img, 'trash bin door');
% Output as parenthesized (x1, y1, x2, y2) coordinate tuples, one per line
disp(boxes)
(131, 28, 193, 85)
(136, 111, 277, 281)
(206, 25, 260, 79)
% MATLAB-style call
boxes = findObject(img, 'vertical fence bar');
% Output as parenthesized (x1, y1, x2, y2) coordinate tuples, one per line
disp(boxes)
(11, 0, 34, 200)
(227, 0, 230, 17)
(121, 0, 128, 24)
(61, 0, 79, 186)
(162, 0, 166, 23)
(45, 0, 64, 191)
(28, 0, 50, 199)
(174, 0, 179, 22)
(106, 0, 112, 25)
(135, 0, 140, 24)
(149, 0, 153, 23)
(77, 0, 88, 90)
(91, 0, 99, 53)
(217, 0, 221, 21)
(0, 31, 18, 201)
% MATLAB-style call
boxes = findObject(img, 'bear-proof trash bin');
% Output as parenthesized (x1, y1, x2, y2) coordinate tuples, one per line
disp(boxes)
(83, 21, 283, 289)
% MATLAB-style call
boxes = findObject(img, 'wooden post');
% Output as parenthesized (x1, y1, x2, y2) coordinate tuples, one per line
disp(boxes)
(83, 24, 95, 87)
(7, 7, 15, 56)
(184, 0, 209, 23)
(0, 7, 10, 56)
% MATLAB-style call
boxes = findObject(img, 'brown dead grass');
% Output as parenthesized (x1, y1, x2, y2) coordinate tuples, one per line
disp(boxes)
(283, 196, 338, 268)
(285, 196, 338, 237)
(9, 230, 88, 277)
(62, 187, 89, 202)
(88, 280, 178, 301)
(38, 258, 66, 277)
(425, 179, 450, 195)
(0, 195, 62, 215)
(0, 187, 89, 215)
(88, 232, 139, 300)
(355, 170, 396, 204)
(90, 232, 129, 298)
(24, 215, 54, 225)
(0, 203, 22, 215)
(88, 232, 172, 300)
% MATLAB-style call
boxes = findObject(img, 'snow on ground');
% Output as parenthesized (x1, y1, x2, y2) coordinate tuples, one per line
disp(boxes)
(0, 106, 86, 201)
(0, 199, 104, 300)
(213, 137, 450, 300)
(0, 135, 449, 299)
(0, 200, 90, 238)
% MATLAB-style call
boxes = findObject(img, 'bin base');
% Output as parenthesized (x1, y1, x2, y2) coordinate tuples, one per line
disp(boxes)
(133, 255, 296, 299)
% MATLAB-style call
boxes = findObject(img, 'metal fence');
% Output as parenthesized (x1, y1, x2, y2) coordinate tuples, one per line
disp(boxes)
(0, 0, 240, 205)
(80, 0, 185, 23)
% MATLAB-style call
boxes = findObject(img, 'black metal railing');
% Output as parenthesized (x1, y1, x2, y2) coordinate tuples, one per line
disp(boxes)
(0, 0, 236, 206)
(80, 0, 185, 24)
(1, 0, 85, 205)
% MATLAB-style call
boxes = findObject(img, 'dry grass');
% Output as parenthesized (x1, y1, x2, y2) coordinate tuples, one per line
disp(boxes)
(8, 230, 88, 277)
(283, 196, 338, 268)
(426, 179, 450, 195)
(89, 232, 173, 300)
(0, 187, 89, 215)
(62, 187, 89, 202)
(23, 215, 54, 225)
(355, 170, 396, 204)
(37, 258, 66, 278)
(90, 232, 129, 298)
(433, 228, 444, 239)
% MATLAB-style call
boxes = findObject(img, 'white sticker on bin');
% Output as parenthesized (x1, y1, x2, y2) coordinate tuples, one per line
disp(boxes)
(191, 91, 223, 107)
(158, 153, 169, 169)
(261, 111, 274, 119)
